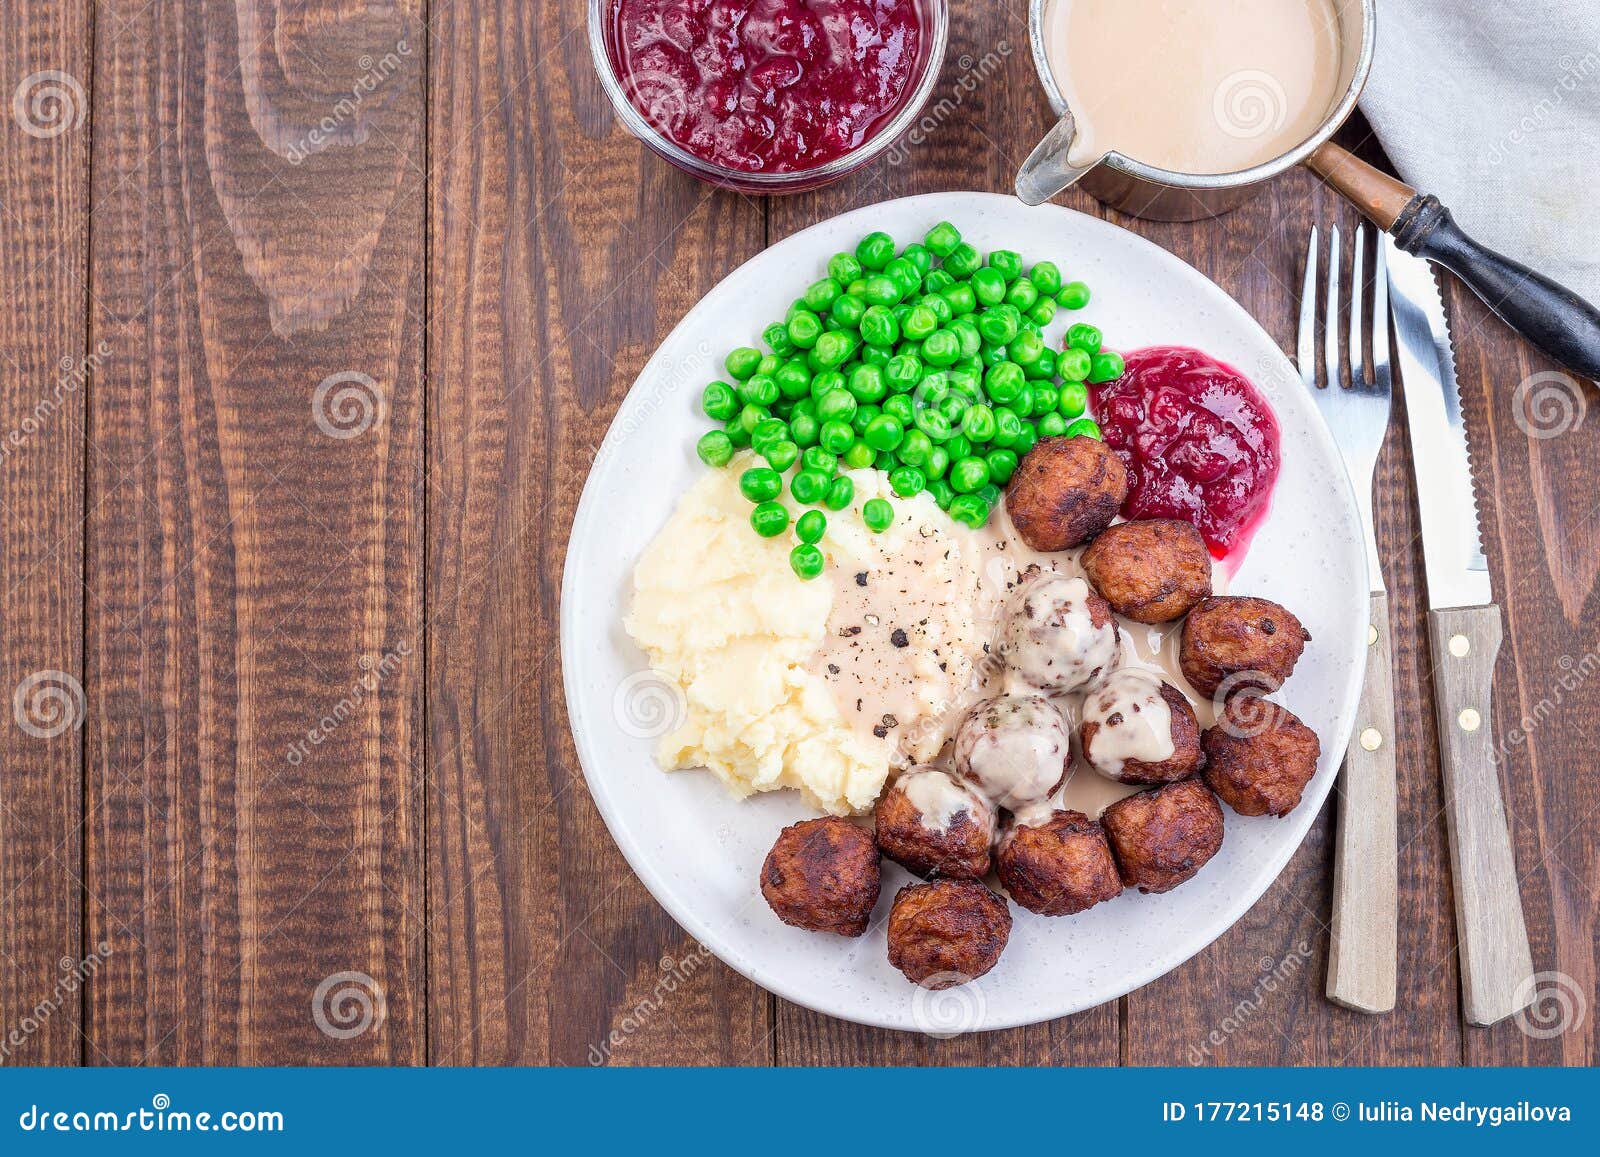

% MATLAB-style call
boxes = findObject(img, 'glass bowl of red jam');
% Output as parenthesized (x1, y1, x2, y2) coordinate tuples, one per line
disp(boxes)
(589, 0, 949, 193)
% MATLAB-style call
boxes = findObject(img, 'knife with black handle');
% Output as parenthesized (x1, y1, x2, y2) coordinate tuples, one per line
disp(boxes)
(1312, 141, 1600, 383)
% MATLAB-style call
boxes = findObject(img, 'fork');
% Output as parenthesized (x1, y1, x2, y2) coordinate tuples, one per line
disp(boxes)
(1300, 224, 1399, 1015)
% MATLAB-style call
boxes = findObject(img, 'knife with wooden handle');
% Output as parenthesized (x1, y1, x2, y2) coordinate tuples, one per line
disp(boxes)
(1386, 239, 1535, 1027)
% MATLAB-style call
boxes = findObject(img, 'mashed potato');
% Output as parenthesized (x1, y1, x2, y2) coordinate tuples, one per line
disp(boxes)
(625, 459, 889, 814)
(627, 455, 1071, 816)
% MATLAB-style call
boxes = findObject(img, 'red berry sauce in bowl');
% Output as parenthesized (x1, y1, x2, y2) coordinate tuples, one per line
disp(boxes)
(593, 0, 947, 191)
(1090, 346, 1281, 564)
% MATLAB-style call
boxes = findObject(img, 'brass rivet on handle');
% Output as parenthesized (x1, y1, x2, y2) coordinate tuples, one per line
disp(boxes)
(1458, 707, 1482, 732)
(1449, 633, 1471, 657)
(1359, 727, 1383, 751)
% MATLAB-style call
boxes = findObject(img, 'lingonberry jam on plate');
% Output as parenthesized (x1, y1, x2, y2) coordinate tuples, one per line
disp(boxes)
(609, 0, 923, 173)
(1090, 346, 1281, 560)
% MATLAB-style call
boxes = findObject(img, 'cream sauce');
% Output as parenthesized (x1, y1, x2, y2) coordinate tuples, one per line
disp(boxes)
(952, 694, 1071, 811)
(900, 766, 988, 835)
(1042, 0, 1344, 175)
(812, 479, 1067, 764)
(998, 573, 1120, 696)
(1080, 667, 1176, 781)
(814, 487, 1224, 821)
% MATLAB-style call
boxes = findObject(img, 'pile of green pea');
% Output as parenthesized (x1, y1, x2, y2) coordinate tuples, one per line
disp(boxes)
(693, 222, 1124, 580)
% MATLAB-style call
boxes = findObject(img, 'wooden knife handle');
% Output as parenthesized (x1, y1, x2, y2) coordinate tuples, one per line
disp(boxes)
(1327, 591, 1398, 1013)
(1426, 605, 1535, 1026)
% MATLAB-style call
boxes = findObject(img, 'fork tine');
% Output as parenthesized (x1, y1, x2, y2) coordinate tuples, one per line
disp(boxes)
(1349, 224, 1367, 386)
(1324, 224, 1342, 389)
(1371, 231, 1391, 390)
(1299, 226, 1319, 388)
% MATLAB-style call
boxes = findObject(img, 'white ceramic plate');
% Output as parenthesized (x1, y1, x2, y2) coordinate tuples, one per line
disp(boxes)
(561, 192, 1365, 1033)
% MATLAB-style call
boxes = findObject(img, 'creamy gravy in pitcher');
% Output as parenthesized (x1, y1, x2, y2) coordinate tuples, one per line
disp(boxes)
(1043, 0, 1343, 175)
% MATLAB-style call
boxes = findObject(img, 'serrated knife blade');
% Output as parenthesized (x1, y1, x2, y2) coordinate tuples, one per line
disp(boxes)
(1385, 239, 1492, 610)
(1385, 236, 1533, 1025)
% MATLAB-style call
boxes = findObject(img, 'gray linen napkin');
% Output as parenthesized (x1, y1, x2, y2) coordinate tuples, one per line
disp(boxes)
(1360, 1, 1600, 306)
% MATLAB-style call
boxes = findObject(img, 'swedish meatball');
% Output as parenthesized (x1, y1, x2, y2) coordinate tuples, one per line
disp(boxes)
(874, 768, 996, 880)
(952, 694, 1070, 811)
(1102, 778, 1225, 894)
(997, 571, 1120, 695)
(1180, 596, 1311, 698)
(1079, 669, 1203, 785)
(996, 810, 1123, 916)
(1081, 519, 1212, 623)
(887, 879, 1012, 987)
(761, 817, 880, 936)
(1202, 696, 1322, 816)
(1005, 435, 1129, 551)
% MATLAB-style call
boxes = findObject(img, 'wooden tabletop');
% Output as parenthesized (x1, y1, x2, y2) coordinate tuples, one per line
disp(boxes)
(1, 2, 1593, 1067)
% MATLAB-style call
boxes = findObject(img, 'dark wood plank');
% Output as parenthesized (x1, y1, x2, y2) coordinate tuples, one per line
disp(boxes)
(1446, 280, 1599, 1067)
(83, 0, 425, 1063)
(0, 0, 90, 1067)
(766, 4, 1120, 1065)
(424, 0, 771, 1065)
(1125, 153, 1464, 1065)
